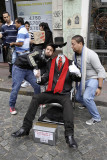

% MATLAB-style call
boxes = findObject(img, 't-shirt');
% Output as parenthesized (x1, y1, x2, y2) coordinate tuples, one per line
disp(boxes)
(1, 21, 17, 45)
(15, 25, 30, 53)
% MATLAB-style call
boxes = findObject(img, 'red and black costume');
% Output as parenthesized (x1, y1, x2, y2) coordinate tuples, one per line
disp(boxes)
(22, 55, 80, 137)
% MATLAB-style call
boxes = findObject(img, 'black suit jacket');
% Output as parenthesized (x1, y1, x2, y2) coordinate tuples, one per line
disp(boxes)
(40, 57, 81, 94)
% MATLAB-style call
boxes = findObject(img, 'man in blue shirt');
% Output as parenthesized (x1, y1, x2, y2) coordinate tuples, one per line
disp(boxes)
(0, 11, 17, 77)
(10, 17, 30, 63)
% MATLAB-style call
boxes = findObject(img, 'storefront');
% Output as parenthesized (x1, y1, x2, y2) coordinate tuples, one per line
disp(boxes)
(0, 0, 6, 21)
(88, 0, 107, 68)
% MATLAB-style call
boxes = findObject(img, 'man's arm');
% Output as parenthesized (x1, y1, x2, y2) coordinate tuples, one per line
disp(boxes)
(27, 51, 40, 69)
(95, 78, 103, 96)
(10, 41, 23, 47)
(90, 51, 106, 96)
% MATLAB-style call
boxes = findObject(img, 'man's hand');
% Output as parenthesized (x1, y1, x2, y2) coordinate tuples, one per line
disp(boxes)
(95, 88, 101, 96)
(10, 42, 15, 47)
(33, 69, 41, 78)
(0, 33, 2, 38)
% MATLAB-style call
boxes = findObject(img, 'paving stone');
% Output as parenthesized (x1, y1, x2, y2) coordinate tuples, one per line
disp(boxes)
(27, 155, 39, 160)
(0, 140, 8, 147)
(42, 153, 52, 160)
(0, 91, 107, 160)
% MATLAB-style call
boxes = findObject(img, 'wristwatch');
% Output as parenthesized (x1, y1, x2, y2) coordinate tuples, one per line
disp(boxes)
(98, 86, 102, 90)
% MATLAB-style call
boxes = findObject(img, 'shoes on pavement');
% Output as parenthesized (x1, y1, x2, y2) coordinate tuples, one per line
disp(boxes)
(65, 135, 78, 149)
(78, 105, 86, 109)
(11, 127, 30, 137)
(86, 118, 101, 125)
(10, 107, 17, 115)
(8, 73, 12, 78)
(21, 81, 31, 88)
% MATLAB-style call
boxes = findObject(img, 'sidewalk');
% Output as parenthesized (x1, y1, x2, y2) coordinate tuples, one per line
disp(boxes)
(0, 63, 107, 160)
(0, 62, 107, 106)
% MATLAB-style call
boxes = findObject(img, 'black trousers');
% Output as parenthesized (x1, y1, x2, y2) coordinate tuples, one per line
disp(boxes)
(23, 92, 74, 136)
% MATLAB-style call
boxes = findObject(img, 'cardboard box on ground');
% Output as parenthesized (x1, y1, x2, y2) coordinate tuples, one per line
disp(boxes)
(33, 31, 45, 44)
(33, 122, 58, 146)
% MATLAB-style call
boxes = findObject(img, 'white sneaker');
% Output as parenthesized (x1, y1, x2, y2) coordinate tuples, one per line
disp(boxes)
(21, 81, 31, 88)
(10, 107, 17, 115)
(86, 118, 101, 125)
(78, 105, 85, 109)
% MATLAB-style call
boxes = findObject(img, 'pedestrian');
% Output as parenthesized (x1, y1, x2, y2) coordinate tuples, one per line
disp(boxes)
(32, 22, 53, 51)
(0, 11, 17, 77)
(24, 21, 34, 51)
(0, 17, 3, 62)
(71, 35, 106, 125)
(9, 43, 55, 115)
(10, 17, 30, 64)
(21, 21, 34, 88)
(11, 37, 81, 149)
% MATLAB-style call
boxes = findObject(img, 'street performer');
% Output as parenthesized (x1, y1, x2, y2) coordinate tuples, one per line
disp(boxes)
(11, 37, 81, 149)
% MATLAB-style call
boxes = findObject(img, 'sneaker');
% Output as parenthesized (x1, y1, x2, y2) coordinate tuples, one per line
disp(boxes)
(10, 107, 17, 115)
(78, 105, 86, 109)
(21, 81, 31, 88)
(86, 118, 101, 125)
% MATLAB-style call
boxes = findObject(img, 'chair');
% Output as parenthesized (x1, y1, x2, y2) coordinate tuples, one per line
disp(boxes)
(38, 83, 76, 125)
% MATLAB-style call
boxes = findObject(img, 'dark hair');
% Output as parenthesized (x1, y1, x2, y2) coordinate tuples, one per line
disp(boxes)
(15, 17, 24, 25)
(2, 11, 10, 16)
(25, 21, 30, 26)
(39, 22, 50, 31)
(46, 43, 56, 52)
(72, 35, 84, 45)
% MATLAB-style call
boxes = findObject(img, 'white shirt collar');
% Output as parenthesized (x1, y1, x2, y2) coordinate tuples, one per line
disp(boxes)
(56, 54, 65, 65)
(5, 20, 13, 26)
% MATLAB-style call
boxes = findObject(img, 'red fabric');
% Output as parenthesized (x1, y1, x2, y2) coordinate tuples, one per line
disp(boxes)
(46, 56, 69, 93)
(46, 56, 57, 92)
(58, 56, 62, 70)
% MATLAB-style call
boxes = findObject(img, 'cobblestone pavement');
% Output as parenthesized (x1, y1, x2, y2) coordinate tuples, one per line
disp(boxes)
(0, 91, 107, 160)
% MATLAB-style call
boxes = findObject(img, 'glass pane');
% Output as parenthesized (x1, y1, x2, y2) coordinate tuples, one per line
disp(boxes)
(89, 0, 107, 49)
(13, 0, 52, 31)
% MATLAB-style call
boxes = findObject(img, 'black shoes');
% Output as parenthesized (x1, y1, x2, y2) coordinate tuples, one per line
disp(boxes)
(11, 127, 30, 137)
(65, 135, 78, 149)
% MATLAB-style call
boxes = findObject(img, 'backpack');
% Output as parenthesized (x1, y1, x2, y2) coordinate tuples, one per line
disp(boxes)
(38, 106, 64, 123)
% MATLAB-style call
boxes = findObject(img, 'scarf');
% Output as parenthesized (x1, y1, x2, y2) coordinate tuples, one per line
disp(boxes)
(46, 56, 69, 93)
(74, 46, 88, 95)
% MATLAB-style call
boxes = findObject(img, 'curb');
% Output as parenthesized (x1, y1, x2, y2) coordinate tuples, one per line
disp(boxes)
(0, 87, 34, 96)
(0, 87, 107, 106)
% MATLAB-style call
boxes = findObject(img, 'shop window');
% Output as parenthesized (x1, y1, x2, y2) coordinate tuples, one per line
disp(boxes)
(89, 0, 107, 50)
(13, 0, 52, 31)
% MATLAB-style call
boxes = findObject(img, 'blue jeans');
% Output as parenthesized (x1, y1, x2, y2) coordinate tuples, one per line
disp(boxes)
(76, 79, 101, 120)
(12, 50, 18, 64)
(9, 65, 40, 108)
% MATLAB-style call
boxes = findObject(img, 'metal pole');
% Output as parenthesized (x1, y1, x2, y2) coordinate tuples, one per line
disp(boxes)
(5, 0, 14, 21)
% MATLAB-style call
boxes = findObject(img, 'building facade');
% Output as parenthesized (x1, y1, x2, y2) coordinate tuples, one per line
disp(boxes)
(1, 0, 107, 65)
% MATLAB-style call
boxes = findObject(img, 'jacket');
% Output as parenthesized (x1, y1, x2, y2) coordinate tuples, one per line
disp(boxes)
(40, 56, 81, 94)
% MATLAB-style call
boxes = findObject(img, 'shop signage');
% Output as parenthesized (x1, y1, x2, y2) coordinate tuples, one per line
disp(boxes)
(16, 0, 52, 31)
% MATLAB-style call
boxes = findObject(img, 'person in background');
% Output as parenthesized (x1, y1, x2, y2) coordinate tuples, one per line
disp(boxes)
(0, 11, 17, 77)
(32, 22, 53, 51)
(0, 17, 3, 62)
(71, 35, 106, 125)
(39, 22, 53, 49)
(21, 21, 34, 88)
(10, 17, 30, 64)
